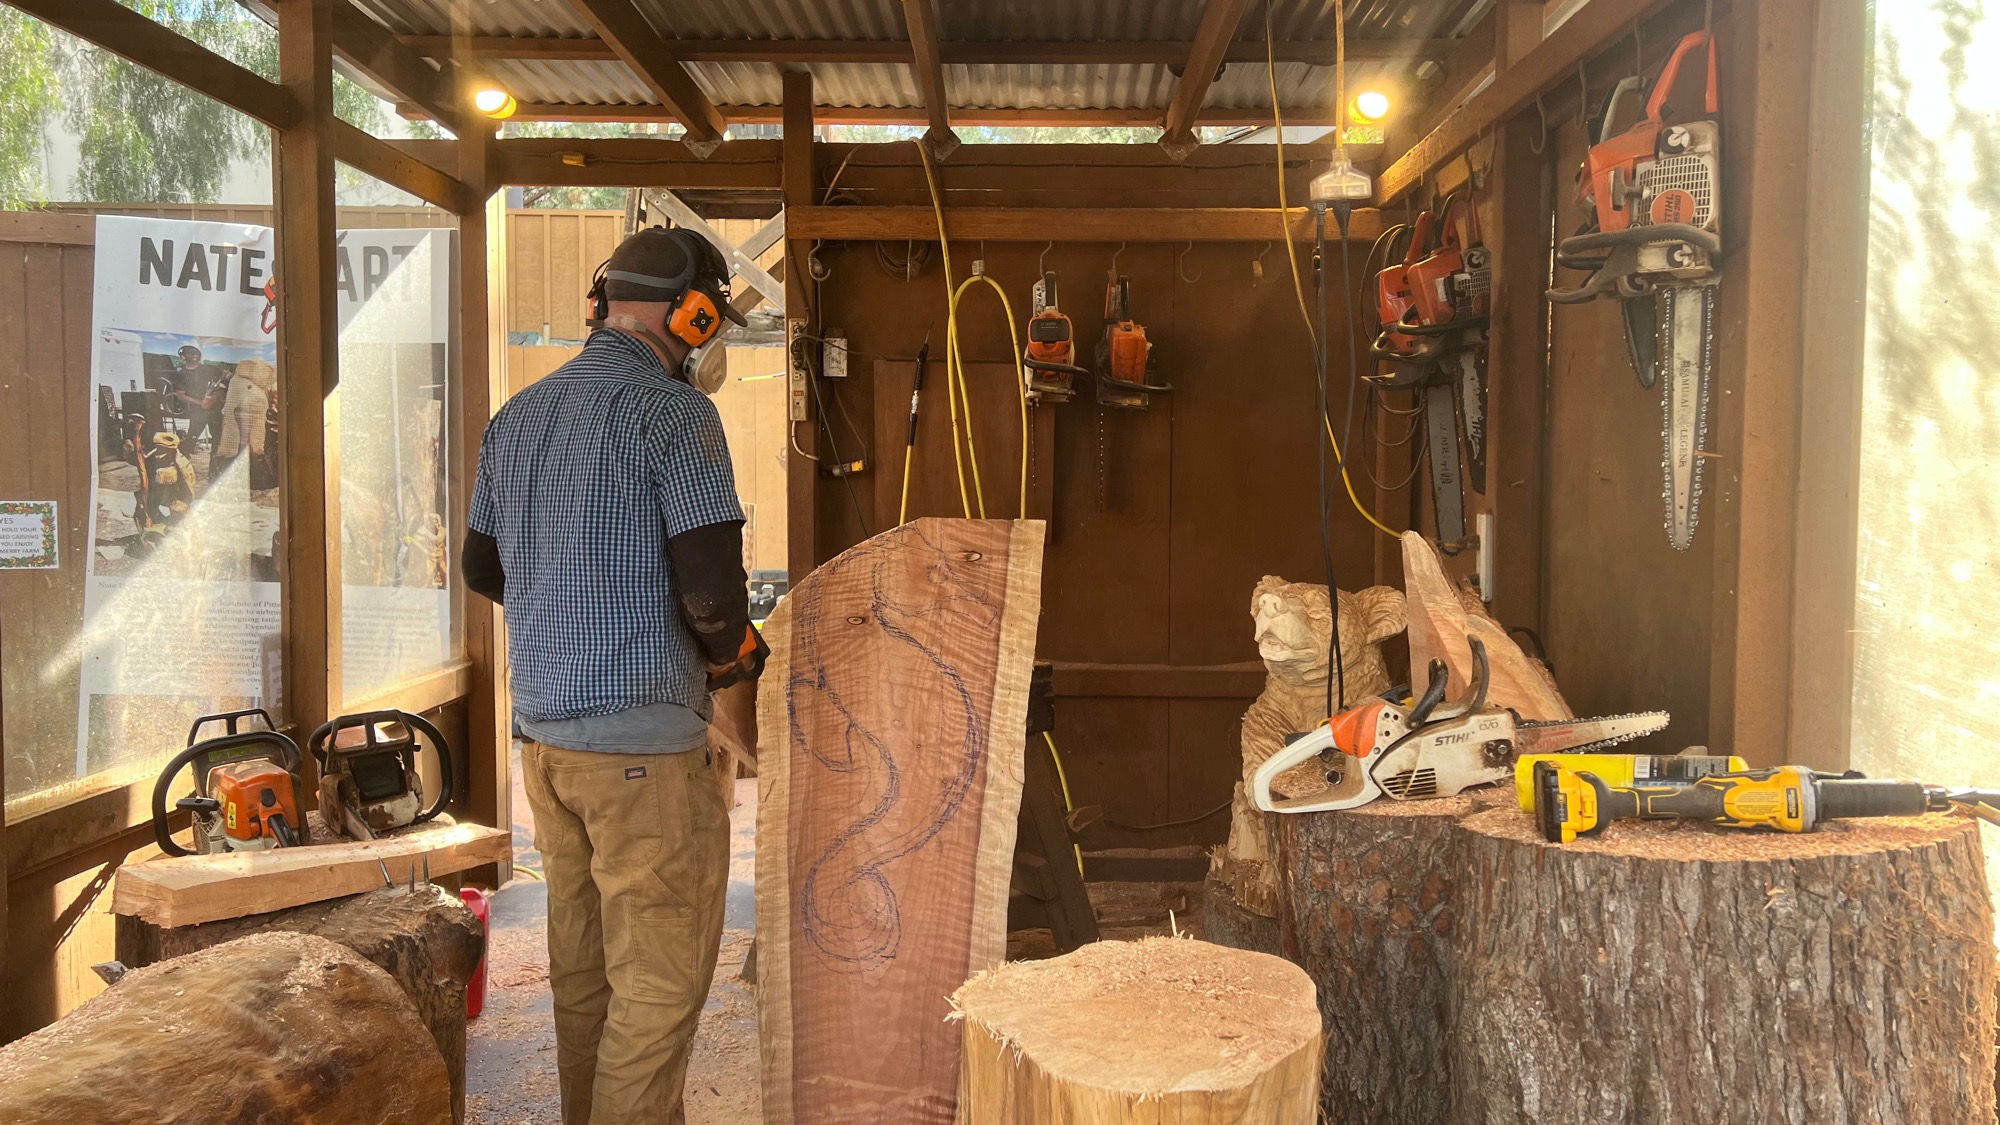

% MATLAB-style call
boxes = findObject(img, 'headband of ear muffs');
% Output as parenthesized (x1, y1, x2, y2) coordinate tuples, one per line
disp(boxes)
(585, 228, 735, 350)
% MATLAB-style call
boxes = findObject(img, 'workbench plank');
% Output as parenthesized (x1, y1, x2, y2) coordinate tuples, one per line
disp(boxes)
(110, 822, 511, 928)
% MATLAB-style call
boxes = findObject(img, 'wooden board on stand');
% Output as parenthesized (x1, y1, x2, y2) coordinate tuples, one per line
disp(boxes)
(755, 518, 1046, 1124)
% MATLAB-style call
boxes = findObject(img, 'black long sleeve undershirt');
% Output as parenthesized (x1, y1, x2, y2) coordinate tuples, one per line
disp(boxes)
(463, 529, 505, 605)
(667, 518, 750, 665)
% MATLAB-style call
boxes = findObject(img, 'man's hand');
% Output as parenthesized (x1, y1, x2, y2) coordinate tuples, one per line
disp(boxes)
(707, 623, 769, 690)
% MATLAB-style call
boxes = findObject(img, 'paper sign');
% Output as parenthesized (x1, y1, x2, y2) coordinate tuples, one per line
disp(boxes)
(0, 500, 57, 569)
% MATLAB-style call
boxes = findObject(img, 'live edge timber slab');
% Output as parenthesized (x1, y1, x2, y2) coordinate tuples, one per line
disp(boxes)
(111, 821, 512, 928)
(756, 518, 1046, 1125)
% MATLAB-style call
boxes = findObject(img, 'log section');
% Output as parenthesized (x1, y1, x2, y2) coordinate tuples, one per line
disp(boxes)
(1274, 795, 1478, 1123)
(116, 885, 483, 1123)
(1450, 809, 1998, 1124)
(952, 937, 1322, 1122)
(0, 931, 450, 1125)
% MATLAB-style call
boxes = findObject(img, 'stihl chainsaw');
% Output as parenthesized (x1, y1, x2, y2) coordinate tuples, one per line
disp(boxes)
(1549, 30, 1721, 551)
(1250, 636, 1669, 814)
(1369, 194, 1492, 554)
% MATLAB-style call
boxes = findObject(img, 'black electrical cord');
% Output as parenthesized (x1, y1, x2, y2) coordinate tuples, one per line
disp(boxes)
(805, 274, 870, 539)
(1312, 207, 1346, 718)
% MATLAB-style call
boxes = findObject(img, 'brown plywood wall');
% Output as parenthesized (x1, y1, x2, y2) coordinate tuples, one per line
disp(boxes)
(804, 238, 1403, 847)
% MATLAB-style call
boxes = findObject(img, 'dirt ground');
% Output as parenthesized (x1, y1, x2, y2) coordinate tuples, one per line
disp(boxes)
(465, 746, 1198, 1125)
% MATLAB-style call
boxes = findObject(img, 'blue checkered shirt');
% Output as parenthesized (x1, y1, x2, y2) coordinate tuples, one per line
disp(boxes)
(469, 330, 743, 724)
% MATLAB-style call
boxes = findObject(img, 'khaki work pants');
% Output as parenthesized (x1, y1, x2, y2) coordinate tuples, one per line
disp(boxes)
(520, 739, 730, 1125)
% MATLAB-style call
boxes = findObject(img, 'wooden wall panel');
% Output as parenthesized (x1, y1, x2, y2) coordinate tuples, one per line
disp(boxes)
(811, 237, 1377, 848)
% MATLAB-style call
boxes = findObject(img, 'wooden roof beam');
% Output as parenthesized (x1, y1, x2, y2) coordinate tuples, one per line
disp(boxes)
(899, 0, 958, 159)
(393, 34, 1458, 66)
(565, 0, 728, 149)
(788, 204, 1385, 243)
(480, 102, 1356, 128)
(1376, 0, 1675, 203)
(328, 0, 469, 136)
(1159, 0, 1260, 158)
(332, 121, 472, 211)
(6, 0, 301, 129)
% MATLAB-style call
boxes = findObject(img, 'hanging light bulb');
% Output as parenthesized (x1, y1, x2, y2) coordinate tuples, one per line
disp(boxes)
(473, 87, 517, 120)
(1350, 89, 1391, 124)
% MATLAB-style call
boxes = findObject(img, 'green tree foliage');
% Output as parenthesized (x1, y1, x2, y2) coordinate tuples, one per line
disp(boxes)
(0, 9, 58, 209)
(0, 1, 388, 204)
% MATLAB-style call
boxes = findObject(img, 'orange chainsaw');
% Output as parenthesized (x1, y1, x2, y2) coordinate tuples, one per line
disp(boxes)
(152, 709, 305, 855)
(1251, 637, 1668, 813)
(1023, 271, 1087, 402)
(1549, 29, 1722, 550)
(1095, 275, 1168, 408)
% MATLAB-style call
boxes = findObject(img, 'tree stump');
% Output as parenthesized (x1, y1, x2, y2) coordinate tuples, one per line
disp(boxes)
(0, 931, 450, 1125)
(951, 937, 1323, 1122)
(1273, 796, 1477, 1123)
(1450, 808, 1999, 1124)
(117, 885, 483, 1123)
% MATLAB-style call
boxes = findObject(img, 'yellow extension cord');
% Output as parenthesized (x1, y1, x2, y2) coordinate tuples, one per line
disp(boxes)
(1266, 0, 1399, 539)
(1042, 731, 1086, 878)
(907, 140, 1032, 525)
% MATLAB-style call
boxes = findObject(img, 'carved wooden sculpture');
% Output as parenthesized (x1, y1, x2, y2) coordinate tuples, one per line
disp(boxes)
(1207, 577, 1404, 950)
(1402, 531, 1570, 719)
(755, 518, 1045, 1125)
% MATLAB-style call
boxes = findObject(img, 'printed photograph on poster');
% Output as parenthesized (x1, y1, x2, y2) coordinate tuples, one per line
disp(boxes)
(92, 329, 280, 580)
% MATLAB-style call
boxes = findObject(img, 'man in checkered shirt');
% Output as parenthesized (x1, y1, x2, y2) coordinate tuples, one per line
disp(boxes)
(465, 227, 761, 1125)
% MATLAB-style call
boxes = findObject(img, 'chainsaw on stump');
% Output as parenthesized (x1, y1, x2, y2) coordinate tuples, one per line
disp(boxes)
(1250, 637, 1668, 814)
(1369, 194, 1492, 554)
(151, 708, 306, 856)
(1549, 29, 1722, 551)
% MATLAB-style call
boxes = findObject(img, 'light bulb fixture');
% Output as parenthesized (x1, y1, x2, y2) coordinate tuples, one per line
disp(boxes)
(1350, 89, 1391, 125)
(473, 87, 517, 120)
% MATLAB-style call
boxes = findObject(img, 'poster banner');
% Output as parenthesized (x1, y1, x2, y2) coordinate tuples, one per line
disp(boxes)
(79, 215, 452, 776)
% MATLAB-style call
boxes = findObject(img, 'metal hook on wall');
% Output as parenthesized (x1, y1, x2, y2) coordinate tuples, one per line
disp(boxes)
(1040, 240, 1053, 276)
(1177, 241, 1201, 283)
(1252, 241, 1273, 286)
(1530, 92, 1549, 155)
(1109, 241, 1125, 276)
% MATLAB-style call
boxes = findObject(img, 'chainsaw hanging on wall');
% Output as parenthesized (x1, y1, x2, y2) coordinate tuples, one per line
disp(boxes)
(151, 708, 305, 856)
(1549, 30, 1722, 551)
(1091, 274, 1171, 509)
(1369, 193, 1491, 554)
(1023, 271, 1088, 403)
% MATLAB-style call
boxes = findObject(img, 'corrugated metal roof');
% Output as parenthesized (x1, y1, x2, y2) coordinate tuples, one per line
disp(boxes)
(359, 0, 1488, 115)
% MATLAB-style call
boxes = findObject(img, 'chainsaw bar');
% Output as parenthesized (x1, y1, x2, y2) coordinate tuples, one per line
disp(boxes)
(1515, 711, 1671, 754)
(1455, 347, 1488, 494)
(1423, 378, 1466, 552)
(1660, 283, 1716, 550)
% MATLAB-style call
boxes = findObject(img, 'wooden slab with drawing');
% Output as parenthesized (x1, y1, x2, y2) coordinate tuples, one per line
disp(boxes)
(755, 518, 1045, 1125)
(111, 821, 512, 928)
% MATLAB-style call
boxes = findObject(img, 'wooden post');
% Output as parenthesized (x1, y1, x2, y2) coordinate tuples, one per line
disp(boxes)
(453, 123, 512, 885)
(1449, 809, 1997, 1121)
(782, 70, 817, 580)
(952, 937, 1324, 1121)
(275, 0, 338, 745)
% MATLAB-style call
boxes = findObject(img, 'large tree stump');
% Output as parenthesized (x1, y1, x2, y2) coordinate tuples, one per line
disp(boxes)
(952, 937, 1323, 1122)
(1450, 809, 1998, 1124)
(0, 931, 450, 1125)
(116, 884, 483, 1123)
(1273, 796, 1477, 1123)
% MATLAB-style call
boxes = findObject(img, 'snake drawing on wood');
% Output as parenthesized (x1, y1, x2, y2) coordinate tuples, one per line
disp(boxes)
(790, 525, 1002, 971)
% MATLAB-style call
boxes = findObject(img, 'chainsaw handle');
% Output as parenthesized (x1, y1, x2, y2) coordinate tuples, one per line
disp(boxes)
(1435, 191, 1482, 251)
(185, 707, 277, 745)
(309, 709, 456, 825)
(1645, 30, 1719, 125)
(151, 731, 305, 858)
(1401, 210, 1435, 267)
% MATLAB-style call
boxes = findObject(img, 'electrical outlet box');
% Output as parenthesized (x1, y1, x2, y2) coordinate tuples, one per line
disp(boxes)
(786, 318, 809, 421)
(824, 328, 849, 379)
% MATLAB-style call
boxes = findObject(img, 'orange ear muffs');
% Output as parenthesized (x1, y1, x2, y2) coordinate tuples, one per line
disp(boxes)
(666, 286, 726, 348)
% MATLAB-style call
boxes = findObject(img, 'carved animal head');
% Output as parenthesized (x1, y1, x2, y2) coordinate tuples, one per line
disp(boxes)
(1251, 576, 1408, 689)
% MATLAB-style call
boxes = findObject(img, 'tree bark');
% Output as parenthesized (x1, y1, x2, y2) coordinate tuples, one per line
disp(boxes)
(1450, 808, 1998, 1125)
(952, 937, 1322, 1122)
(117, 885, 483, 1123)
(0, 931, 450, 1125)
(1273, 796, 1477, 1123)
(1200, 870, 1285, 955)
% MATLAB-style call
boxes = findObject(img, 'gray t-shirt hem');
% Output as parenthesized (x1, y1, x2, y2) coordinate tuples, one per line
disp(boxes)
(518, 699, 709, 754)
